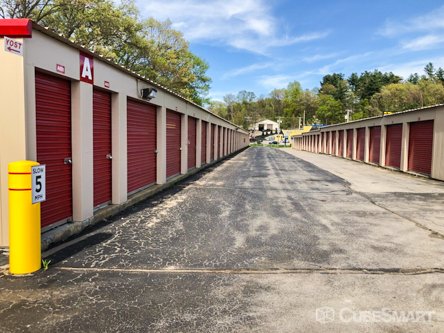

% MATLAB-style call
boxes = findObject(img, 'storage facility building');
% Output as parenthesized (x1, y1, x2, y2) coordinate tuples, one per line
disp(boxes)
(292, 105, 444, 181)
(0, 19, 249, 248)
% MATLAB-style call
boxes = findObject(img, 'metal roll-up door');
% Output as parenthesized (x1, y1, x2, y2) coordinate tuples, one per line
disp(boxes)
(369, 126, 381, 164)
(36, 71, 73, 228)
(211, 124, 215, 161)
(332, 132, 336, 155)
(338, 131, 344, 157)
(217, 127, 220, 158)
(385, 124, 403, 169)
(346, 129, 353, 158)
(127, 99, 157, 193)
(356, 128, 365, 161)
(408, 120, 434, 175)
(93, 89, 112, 207)
(187, 117, 197, 169)
(201, 121, 207, 164)
(166, 110, 181, 177)
(325, 132, 330, 154)
(222, 128, 226, 156)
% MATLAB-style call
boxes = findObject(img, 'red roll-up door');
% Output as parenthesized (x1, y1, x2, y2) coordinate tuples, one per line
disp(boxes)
(93, 89, 112, 207)
(385, 124, 402, 169)
(222, 128, 226, 156)
(325, 133, 330, 154)
(408, 120, 434, 175)
(369, 126, 381, 164)
(188, 116, 197, 169)
(201, 121, 207, 164)
(127, 99, 157, 193)
(167, 110, 181, 177)
(338, 131, 344, 156)
(216, 127, 220, 158)
(332, 132, 336, 155)
(346, 129, 353, 158)
(211, 124, 215, 161)
(36, 71, 72, 228)
(356, 128, 365, 161)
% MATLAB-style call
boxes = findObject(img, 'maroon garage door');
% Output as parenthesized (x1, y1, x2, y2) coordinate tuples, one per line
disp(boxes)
(338, 131, 344, 156)
(217, 127, 221, 158)
(356, 128, 365, 161)
(385, 124, 402, 169)
(127, 99, 157, 193)
(222, 128, 226, 156)
(369, 126, 381, 164)
(211, 124, 215, 161)
(346, 129, 353, 159)
(188, 116, 197, 169)
(325, 132, 330, 154)
(332, 132, 336, 155)
(408, 120, 434, 175)
(201, 121, 207, 164)
(167, 110, 181, 177)
(93, 89, 112, 207)
(36, 71, 73, 228)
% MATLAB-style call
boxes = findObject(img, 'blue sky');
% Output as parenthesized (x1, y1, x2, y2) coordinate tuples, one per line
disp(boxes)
(135, 0, 444, 101)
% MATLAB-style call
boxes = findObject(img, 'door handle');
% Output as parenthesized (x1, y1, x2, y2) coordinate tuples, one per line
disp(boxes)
(106, 154, 113, 160)
(64, 157, 72, 165)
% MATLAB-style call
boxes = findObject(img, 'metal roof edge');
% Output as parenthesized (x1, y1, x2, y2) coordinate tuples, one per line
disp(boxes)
(29, 21, 247, 133)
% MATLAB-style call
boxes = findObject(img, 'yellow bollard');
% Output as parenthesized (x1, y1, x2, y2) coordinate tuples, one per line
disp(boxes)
(8, 160, 41, 275)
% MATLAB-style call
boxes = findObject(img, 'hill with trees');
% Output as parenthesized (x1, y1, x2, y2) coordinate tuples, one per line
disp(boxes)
(209, 63, 444, 129)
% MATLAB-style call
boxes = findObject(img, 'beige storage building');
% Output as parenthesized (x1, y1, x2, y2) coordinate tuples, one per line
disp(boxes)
(0, 19, 249, 248)
(292, 105, 444, 181)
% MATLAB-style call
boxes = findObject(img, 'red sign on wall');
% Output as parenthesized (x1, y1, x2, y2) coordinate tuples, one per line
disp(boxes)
(80, 53, 94, 84)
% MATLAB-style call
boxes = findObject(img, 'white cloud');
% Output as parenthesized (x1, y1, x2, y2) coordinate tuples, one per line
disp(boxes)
(380, 5, 444, 37)
(319, 52, 375, 74)
(136, 0, 329, 53)
(222, 62, 274, 79)
(379, 57, 444, 79)
(401, 34, 444, 51)
(302, 52, 340, 63)
(258, 75, 293, 89)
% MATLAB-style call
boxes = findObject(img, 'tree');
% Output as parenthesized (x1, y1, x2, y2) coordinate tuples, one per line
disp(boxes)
(1, 0, 211, 105)
(282, 81, 302, 127)
(316, 94, 343, 125)
(0, 0, 58, 21)
(424, 62, 435, 79)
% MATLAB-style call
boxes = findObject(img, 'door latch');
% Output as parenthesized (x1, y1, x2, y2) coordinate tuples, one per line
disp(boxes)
(64, 157, 72, 165)
(106, 154, 113, 160)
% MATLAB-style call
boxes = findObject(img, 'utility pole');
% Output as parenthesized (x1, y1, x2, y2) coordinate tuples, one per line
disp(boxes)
(303, 109, 306, 127)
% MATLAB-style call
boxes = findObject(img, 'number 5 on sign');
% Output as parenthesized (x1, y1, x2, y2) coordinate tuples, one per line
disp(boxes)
(31, 165, 46, 204)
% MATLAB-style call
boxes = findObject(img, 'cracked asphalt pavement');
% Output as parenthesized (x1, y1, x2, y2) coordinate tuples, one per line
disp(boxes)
(1, 147, 444, 332)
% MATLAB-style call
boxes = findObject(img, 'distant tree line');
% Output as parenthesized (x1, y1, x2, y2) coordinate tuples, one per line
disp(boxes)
(0, 0, 211, 105)
(209, 63, 444, 129)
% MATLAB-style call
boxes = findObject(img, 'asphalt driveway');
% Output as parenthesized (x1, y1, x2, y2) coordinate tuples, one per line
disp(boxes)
(1, 147, 443, 332)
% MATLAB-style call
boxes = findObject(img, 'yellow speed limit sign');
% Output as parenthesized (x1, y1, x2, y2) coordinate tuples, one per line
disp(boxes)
(31, 164, 46, 204)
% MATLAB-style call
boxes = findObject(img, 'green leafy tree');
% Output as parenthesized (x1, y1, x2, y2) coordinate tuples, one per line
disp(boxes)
(316, 94, 343, 125)
(1, 0, 211, 105)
